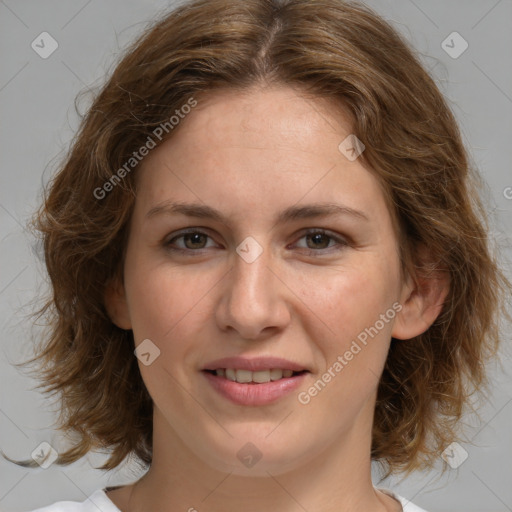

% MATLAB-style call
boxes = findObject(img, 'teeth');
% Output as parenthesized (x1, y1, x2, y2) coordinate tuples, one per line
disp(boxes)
(236, 369, 252, 383)
(269, 368, 283, 381)
(214, 368, 298, 383)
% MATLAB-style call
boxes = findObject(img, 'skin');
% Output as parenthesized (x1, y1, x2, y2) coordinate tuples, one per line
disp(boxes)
(105, 84, 449, 512)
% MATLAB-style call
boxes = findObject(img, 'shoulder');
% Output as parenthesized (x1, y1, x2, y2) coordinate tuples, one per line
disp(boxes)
(377, 487, 429, 512)
(28, 486, 427, 512)
(27, 490, 120, 512)
(397, 495, 429, 512)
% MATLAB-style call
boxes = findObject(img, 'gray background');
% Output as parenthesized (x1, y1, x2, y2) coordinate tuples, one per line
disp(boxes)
(1, 1, 511, 511)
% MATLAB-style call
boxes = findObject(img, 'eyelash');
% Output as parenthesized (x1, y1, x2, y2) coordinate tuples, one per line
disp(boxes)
(163, 228, 349, 256)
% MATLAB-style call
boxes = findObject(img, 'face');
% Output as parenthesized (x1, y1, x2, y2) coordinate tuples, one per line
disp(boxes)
(107, 85, 421, 477)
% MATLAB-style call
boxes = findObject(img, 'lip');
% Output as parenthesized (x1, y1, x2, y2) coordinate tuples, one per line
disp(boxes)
(202, 356, 309, 372)
(202, 370, 308, 406)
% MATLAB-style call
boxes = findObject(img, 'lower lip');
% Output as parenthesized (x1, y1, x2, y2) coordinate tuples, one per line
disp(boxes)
(202, 371, 308, 406)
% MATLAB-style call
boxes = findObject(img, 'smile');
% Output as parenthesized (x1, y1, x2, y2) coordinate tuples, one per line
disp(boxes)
(206, 368, 306, 383)
(202, 369, 309, 406)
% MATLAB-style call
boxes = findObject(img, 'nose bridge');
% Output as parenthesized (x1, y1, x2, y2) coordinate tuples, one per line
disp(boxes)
(217, 240, 289, 339)
(232, 246, 271, 301)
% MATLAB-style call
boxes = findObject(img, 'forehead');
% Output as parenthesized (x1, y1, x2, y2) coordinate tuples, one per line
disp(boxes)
(176, 85, 355, 149)
(134, 85, 391, 230)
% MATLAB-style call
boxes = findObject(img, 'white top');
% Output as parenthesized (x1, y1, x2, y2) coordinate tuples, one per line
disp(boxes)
(27, 487, 428, 512)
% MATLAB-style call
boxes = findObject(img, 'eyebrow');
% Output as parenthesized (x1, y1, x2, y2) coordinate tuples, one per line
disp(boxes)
(145, 200, 369, 224)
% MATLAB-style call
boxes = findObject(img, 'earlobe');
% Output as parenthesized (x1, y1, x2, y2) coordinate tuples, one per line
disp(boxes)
(104, 278, 132, 330)
(392, 248, 450, 341)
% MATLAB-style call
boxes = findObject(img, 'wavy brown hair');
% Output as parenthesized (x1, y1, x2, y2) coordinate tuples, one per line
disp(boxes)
(7, 0, 511, 477)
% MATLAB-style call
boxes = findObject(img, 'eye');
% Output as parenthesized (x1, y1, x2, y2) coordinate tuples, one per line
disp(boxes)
(164, 229, 219, 253)
(163, 228, 349, 255)
(293, 229, 349, 254)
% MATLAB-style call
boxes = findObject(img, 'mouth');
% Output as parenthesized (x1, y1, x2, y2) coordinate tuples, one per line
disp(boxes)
(203, 368, 309, 384)
(201, 356, 311, 405)
(201, 356, 310, 406)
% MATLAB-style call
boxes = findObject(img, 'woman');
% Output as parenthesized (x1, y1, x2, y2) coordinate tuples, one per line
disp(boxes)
(8, 0, 509, 511)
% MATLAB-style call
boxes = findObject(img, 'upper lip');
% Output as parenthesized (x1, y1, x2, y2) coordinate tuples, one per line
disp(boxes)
(202, 356, 309, 372)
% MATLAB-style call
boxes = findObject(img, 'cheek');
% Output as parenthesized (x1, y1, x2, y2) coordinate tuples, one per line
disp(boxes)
(299, 256, 400, 401)
(126, 264, 215, 400)
(301, 258, 397, 341)
(124, 255, 213, 347)
(295, 283, 389, 414)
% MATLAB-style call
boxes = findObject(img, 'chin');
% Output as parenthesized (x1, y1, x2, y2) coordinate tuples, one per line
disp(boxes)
(196, 431, 310, 477)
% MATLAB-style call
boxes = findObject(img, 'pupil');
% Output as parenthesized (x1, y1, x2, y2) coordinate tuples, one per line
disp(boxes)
(309, 233, 328, 249)
(186, 233, 205, 248)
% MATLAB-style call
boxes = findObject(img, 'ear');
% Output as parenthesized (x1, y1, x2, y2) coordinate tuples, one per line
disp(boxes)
(104, 277, 132, 330)
(391, 245, 450, 340)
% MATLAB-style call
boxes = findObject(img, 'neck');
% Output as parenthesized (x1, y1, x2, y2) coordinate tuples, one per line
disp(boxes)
(121, 405, 400, 512)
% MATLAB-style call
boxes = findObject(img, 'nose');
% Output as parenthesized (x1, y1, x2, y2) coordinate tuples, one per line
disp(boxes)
(215, 244, 291, 341)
